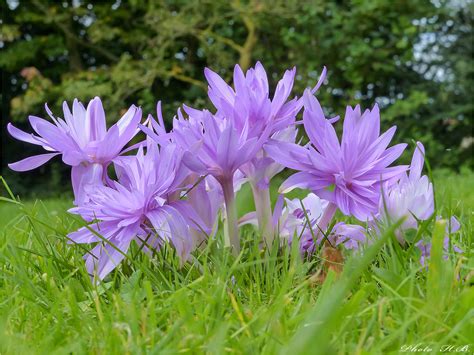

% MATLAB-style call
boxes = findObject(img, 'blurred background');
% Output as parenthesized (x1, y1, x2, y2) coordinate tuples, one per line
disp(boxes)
(1, 0, 472, 198)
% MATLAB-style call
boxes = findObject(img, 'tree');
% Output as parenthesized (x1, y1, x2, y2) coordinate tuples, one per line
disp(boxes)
(1, 0, 471, 196)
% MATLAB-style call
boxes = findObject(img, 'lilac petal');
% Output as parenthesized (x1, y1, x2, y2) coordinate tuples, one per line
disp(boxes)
(44, 103, 56, 121)
(67, 221, 118, 244)
(7, 123, 45, 146)
(272, 194, 284, 227)
(254, 61, 269, 94)
(230, 137, 257, 169)
(62, 149, 87, 166)
(182, 104, 206, 119)
(69, 100, 88, 148)
(265, 140, 312, 171)
(233, 64, 247, 96)
(8, 153, 60, 171)
(96, 125, 120, 159)
(364, 165, 408, 182)
(351, 125, 397, 171)
(163, 206, 193, 261)
(238, 212, 258, 227)
(28, 115, 76, 152)
(295, 66, 327, 109)
(187, 178, 220, 233)
(302, 89, 327, 148)
(216, 125, 238, 172)
(410, 141, 425, 181)
(102, 105, 142, 159)
(86, 97, 107, 141)
(279, 172, 325, 194)
(139, 123, 172, 146)
(310, 66, 327, 94)
(71, 163, 104, 205)
(68, 227, 101, 244)
(155, 101, 166, 130)
(205, 67, 235, 104)
(182, 151, 208, 175)
(120, 140, 146, 155)
(172, 200, 211, 235)
(447, 216, 461, 234)
(116, 105, 141, 136)
(86, 231, 134, 280)
(370, 143, 407, 170)
(271, 67, 296, 116)
(148, 206, 192, 261)
(328, 115, 340, 124)
(332, 222, 366, 249)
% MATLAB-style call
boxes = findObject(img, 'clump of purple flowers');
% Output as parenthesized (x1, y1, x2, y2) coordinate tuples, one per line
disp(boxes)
(8, 62, 462, 280)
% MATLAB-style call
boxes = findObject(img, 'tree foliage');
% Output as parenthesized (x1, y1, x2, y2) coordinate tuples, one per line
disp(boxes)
(1, 0, 472, 196)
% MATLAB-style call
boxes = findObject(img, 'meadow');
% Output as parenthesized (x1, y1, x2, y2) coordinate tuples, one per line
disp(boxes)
(2, 1, 472, 353)
(0, 169, 472, 354)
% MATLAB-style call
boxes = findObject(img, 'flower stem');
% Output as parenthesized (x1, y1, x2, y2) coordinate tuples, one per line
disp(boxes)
(251, 183, 274, 248)
(220, 176, 240, 256)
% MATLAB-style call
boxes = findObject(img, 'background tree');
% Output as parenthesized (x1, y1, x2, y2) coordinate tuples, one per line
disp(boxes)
(1, 0, 472, 197)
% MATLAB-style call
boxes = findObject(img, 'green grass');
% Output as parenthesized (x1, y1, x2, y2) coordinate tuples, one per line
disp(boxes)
(0, 170, 473, 354)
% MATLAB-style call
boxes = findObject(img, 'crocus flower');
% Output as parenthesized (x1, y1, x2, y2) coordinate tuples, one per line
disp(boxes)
(68, 143, 198, 280)
(266, 89, 408, 221)
(205, 62, 327, 245)
(378, 142, 434, 241)
(8, 97, 142, 203)
(172, 106, 271, 183)
(184, 174, 223, 248)
(299, 222, 367, 255)
(240, 193, 366, 255)
(205, 62, 300, 139)
(172, 107, 270, 254)
(139, 101, 174, 146)
(239, 193, 326, 252)
(326, 222, 367, 250)
(141, 101, 250, 250)
(416, 216, 463, 266)
(280, 194, 327, 241)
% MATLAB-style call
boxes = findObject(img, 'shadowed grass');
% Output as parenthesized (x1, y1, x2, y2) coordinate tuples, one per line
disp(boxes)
(0, 170, 472, 353)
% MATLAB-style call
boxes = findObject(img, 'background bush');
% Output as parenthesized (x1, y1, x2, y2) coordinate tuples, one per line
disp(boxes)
(1, 0, 472, 197)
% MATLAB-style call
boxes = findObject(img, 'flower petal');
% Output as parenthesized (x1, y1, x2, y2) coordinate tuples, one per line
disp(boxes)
(8, 153, 60, 172)
(279, 172, 327, 194)
(7, 123, 45, 146)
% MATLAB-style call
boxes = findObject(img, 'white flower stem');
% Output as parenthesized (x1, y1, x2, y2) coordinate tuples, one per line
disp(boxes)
(221, 176, 240, 256)
(251, 183, 274, 248)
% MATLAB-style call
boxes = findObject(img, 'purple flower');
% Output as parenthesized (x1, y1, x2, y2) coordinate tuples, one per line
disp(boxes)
(240, 193, 366, 255)
(8, 97, 142, 203)
(241, 127, 298, 190)
(68, 143, 196, 280)
(416, 216, 463, 266)
(173, 108, 268, 182)
(299, 221, 367, 256)
(282, 194, 367, 254)
(140, 101, 174, 146)
(279, 193, 328, 241)
(204, 62, 327, 246)
(186, 175, 221, 247)
(240, 193, 326, 252)
(378, 142, 434, 237)
(205, 62, 301, 139)
(172, 107, 272, 253)
(327, 223, 366, 250)
(266, 89, 407, 221)
(174, 61, 304, 182)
